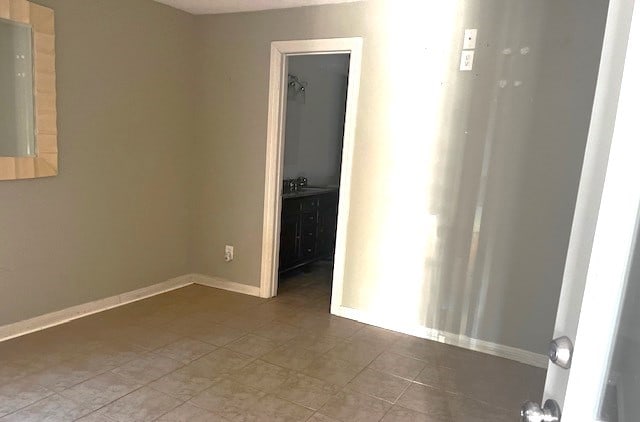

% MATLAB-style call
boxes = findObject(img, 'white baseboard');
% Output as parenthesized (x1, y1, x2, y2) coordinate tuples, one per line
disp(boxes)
(333, 305, 549, 369)
(192, 274, 261, 297)
(0, 275, 193, 343)
(0, 273, 265, 344)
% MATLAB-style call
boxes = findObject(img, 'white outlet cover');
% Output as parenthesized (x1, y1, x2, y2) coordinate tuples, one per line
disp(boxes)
(460, 50, 475, 71)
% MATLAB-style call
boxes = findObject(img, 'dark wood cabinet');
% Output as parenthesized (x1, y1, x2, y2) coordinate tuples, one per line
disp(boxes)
(279, 191, 338, 273)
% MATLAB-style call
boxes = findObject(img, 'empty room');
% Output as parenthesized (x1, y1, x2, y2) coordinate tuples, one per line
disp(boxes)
(0, 0, 638, 421)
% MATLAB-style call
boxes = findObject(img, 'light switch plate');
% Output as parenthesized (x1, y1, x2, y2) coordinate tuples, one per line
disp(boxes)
(463, 28, 478, 49)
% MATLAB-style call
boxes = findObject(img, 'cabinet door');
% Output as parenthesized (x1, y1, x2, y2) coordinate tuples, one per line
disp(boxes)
(318, 194, 339, 259)
(279, 213, 300, 270)
(300, 217, 317, 259)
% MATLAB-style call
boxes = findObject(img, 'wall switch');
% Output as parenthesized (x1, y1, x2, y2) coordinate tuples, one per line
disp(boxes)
(460, 50, 475, 71)
(463, 28, 478, 49)
(225, 245, 234, 262)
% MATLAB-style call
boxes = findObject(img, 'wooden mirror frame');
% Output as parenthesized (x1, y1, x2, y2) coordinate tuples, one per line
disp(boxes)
(0, 0, 57, 181)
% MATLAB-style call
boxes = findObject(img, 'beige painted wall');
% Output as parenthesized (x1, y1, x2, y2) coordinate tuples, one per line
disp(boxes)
(0, 0, 606, 357)
(0, 0, 197, 326)
(193, 0, 607, 354)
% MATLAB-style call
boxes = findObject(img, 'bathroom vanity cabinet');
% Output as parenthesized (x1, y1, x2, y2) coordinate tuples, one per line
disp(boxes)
(279, 190, 338, 273)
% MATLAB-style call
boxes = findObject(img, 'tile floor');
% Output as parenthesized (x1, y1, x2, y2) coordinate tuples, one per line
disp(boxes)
(0, 263, 545, 421)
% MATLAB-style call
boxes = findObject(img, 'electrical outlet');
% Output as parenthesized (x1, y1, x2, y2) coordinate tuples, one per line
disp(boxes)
(225, 245, 234, 262)
(459, 50, 475, 71)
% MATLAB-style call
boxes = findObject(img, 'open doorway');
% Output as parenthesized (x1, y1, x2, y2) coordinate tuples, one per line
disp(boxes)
(277, 53, 349, 298)
(259, 38, 363, 302)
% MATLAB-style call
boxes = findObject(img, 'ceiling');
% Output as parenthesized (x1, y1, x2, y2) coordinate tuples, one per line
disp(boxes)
(153, 0, 365, 15)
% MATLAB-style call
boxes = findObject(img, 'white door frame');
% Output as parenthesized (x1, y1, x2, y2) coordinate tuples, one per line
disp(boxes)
(542, 0, 638, 408)
(557, 0, 640, 419)
(259, 38, 363, 299)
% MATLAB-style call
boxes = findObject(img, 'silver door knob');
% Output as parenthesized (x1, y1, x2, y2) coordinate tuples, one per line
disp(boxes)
(521, 399, 561, 422)
(548, 336, 573, 369)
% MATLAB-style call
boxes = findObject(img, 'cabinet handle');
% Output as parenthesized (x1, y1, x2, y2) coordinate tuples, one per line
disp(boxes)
(307, 249, 312, 253)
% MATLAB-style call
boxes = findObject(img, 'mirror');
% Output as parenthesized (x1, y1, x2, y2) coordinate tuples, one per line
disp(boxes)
(0, 18, 36, 157)
(0, 0, 57, 181)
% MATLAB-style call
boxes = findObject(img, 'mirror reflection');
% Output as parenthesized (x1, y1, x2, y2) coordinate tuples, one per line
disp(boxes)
(0, 18, 35, 157)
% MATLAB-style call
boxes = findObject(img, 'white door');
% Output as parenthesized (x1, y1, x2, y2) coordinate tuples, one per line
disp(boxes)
(521, 0, 640, 420)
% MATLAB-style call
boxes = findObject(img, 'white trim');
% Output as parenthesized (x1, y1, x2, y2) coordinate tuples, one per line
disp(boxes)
(334, 305, 549, 369)
(543, 0, 638, 408)
(562, 0, 640, 418)
(0, 274, 193, 343)
(259, 37, 364, 300)
(192, 274, 261, 297)
(0, 273, 265, 343)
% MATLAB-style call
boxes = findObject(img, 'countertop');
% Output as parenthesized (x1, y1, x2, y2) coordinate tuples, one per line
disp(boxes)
(282, 186, 338, 199)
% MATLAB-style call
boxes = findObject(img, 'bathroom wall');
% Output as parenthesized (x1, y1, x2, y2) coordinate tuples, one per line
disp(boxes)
(193, 0, 607, 355)
(0, 0, 197, 326)
(283, 54, 350, 186)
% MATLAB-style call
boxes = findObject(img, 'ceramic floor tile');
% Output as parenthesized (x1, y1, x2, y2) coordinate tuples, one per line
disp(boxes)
(189, 377, 266, 421)
(98, 386, 182, 422)
(153, 338, 216, 364)
(388, 337, 446, 365)
(252, 322, 304, 344)
(369, 351, 427, 380)
(187, 348, 254, 377)
(24, 357, 107, 392)
(275, 372, 341, 410)
(350, 326, 407, 347)
(59, 372, 142, 411)
(120, 327, 183, 351)
(75, 412, 114, 421)
(303, 356, 365, 387)
(346, 368, 411, 403)
(148, 364, 216, 401)
(413, 365, 457, 392)
(111, 353, 183, 384)
(319, 317, 366, 339)
(382, 405, 448, 422)
(0, 268, 545, 422)
(246, 394, 314, 421)
(448, 394, 514, 422)
(308, 414, 341, 422)
(262, 344, 322, 371)
(1, 393, 92, 422)
(221, 315, 272, 332)
(156, 402, 228, 421)
(231, 359, 291, 391)
(284, 334, 344, 354)
(396, 383, 453, 420)
(326, 340, 385, 366)
(189, 323, 247, 347)
(0, 379, 54, 418)
(319, 390, 392, 422)
(226, 334, 279, 358)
